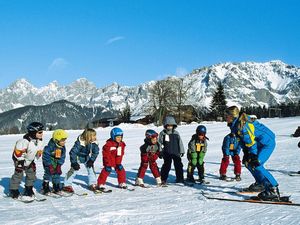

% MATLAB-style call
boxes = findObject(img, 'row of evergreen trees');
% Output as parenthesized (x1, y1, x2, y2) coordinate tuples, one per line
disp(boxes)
(118, 81, 300, 124)
(208, 82, 300, 120)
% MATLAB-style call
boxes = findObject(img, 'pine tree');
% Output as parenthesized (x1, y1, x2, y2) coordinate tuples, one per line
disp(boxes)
(209, 82, 227, 120)
(119, 104, 131, 123)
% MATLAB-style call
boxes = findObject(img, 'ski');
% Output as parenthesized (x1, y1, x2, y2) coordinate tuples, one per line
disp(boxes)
(201, 192, 300, 206)
(74, 192, 89, 196)
(288, 172, 300, 176)
(94, 189, 112, 194)
(4, 194, 44, 203)
(119, 187, 135, 191)
(134, 184, 150, 188)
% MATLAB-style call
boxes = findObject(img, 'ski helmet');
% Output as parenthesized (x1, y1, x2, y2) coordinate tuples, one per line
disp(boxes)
(110, 127, 123, 140)
(224, 106, 240, 118)
(52, 129, 68, 142)
(145, 129, 158, 139)
(196, 125, 206, 135)
(27, 122, 44, 132)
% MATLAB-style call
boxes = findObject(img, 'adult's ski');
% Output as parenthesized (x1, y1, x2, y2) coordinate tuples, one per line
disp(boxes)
(201, 192, 300, 206)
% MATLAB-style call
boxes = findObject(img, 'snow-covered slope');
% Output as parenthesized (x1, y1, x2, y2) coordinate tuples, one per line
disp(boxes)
(0, 117, 300, 224)
(0, 60, 299, 114)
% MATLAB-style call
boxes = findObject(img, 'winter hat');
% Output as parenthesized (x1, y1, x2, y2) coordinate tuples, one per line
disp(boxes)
(163, 116, 177, 129)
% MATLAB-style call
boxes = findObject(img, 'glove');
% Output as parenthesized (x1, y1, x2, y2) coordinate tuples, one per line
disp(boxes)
(15, 160, 25, 173)
(158, 151, 163, 159)
(247, 154, 260, 168)
(116, 164, 123, 171)
(298, 141, 300, 148)
(49, 165, 55, 175)
(71, 162, 80, 171)
(86, 159, 94, 168)
(242, 155, 248, 165)
(180, 153, 184, 157)
(56, 164, 62, 175)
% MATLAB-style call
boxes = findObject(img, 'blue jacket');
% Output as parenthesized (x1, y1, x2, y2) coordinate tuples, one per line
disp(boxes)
(43, 139, 66, 166)
(230, 114, 275, 155)
(69, 137, 100, 164)
(222, 134, 241, 156)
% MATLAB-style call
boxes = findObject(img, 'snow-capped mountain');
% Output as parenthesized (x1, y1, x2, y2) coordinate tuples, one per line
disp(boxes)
(0, 60, 299, 114)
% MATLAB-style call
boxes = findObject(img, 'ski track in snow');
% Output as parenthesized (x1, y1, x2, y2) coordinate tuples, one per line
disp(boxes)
(0, 117, 300, 224)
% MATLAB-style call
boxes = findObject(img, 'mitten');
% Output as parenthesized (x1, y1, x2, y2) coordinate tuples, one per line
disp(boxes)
(71, 162, 80, 171)
(116, 164, 123, 171)
(15, 160, 25, 173)
(56, 164, 62, 175)
(86, 159, 94, 168)
(158, 151, 163, 159)
(49, 165, 55, 175)
(248, 154, 260, 168)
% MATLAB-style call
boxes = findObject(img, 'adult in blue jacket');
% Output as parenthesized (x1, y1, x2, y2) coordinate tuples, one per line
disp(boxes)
(42, 129, 68, 194)
(225, 106, 279, 201)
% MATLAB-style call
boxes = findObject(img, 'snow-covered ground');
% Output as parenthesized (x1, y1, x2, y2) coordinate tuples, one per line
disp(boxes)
(0, 117, 300, 225)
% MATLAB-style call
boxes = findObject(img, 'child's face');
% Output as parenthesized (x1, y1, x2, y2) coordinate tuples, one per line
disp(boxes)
(58, 138, 67, 147)
(115, 136, 122, 143)
(225, 114, 234, 124)
(166, 125, 173, 131)
(36, 131, 43, 139)
(91, 134, 97, 142)
(198, 134, 205, 141)
(151, 137, 158, 144)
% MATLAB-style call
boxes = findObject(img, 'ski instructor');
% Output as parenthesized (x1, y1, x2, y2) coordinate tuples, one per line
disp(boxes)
(224, 106, 280, 201)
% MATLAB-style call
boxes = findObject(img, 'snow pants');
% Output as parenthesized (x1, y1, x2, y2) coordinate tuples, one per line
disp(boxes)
(161, 152, 183, 182)
(246, 142, 278, 189)
(137, 153, 160, 179)
(97, 165, 126, 185)
(10, 162, 36, 190)
(219, 154, 241, 175)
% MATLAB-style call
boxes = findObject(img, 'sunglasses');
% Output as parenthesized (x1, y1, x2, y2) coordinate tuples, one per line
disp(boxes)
(37, 131, 43, 134)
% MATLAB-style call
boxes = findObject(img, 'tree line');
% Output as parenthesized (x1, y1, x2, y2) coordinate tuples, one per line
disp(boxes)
(118, 78, 300, 125)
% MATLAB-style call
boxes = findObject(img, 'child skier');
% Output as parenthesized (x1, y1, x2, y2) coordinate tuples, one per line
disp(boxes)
(97, 127, 127, 190)
(9, 122, 44, 199)
(135, 129, 162, 187)
(225, 106, 280, 201)
(186, 125, 208, 183)
(63, 128, 99, 193)
(41, 129, 68, 195)
(219, 133, 242, 181)
(159, 116, 185, 185)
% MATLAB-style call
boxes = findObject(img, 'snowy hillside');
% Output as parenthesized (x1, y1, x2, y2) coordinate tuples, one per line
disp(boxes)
(0, 60, 299, 114)
(1, 117, 300, 224)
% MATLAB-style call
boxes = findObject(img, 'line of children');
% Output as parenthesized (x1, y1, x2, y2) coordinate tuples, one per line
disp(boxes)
(41, 129, 68, 195)
(219, 132, 242, 181)
(186, 125, 208, 183)
(135, 129, 162, 187)
(10, 114, 275, 199)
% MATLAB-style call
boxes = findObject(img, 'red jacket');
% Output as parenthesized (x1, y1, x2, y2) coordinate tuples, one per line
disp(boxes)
(102, 139, 126, 167)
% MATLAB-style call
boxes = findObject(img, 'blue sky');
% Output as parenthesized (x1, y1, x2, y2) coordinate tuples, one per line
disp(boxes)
(0, 0, 299, 88)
